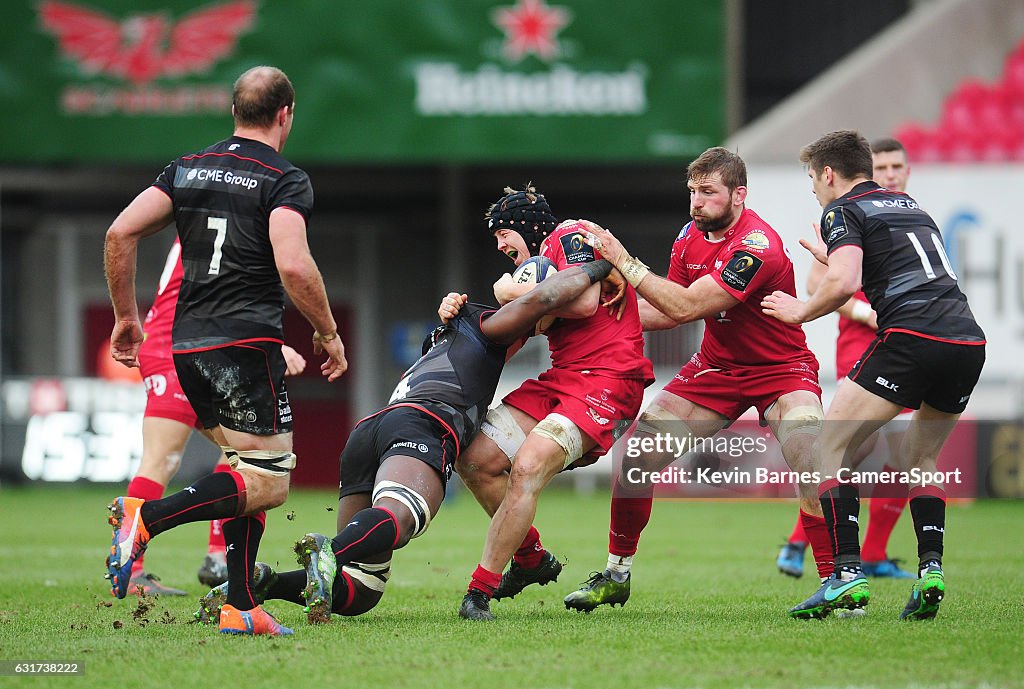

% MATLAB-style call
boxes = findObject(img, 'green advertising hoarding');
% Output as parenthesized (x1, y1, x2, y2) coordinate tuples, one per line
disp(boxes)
(1, 0, 724, 163)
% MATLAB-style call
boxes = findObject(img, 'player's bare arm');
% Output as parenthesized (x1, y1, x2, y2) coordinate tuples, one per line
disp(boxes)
(493, 266, 601, 319)
(762, 245, 862, 324)
(104, 186, 175, 367)
(581, 220, 739, 325)
(804, 224, 874, 327)
(638, 298, 678, 331)
(835, 297, 877, 330)
(481, 261, 614, 344)
(268, 207, 348, 381)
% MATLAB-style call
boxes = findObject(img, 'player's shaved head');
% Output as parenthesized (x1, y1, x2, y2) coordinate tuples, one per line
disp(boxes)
(233, 66, 295, 129)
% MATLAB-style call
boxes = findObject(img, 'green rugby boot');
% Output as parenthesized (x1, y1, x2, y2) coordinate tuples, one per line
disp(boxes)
(789, 574, 870, 620)
(900, 564, 945, 621)
(563, 570, 630, 612)
(295, 533, 338, 625)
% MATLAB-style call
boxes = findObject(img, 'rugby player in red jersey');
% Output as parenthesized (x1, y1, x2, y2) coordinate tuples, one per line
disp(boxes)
(776, 138, 916, 581)
(441, 185, 654, 621)
(562, 147, 831, 613)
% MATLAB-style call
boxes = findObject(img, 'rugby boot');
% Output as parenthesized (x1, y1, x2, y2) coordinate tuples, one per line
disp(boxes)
(789, 574, 870, 620)
(127, 570, 187, 597)
(862, 558, 915, 579)
(493, 551, 563, 600)
(459, 589, 495, 621)
(194, 562, 277, 624)
(295, 533, 337, 625)
(776, 541, 806, 578)
(197, 552, 229, 588)
(899, 564, 945, 621)
(563, 570, 630, 612)
(105, 497, 151, 599)
(218, 604, 293, 636)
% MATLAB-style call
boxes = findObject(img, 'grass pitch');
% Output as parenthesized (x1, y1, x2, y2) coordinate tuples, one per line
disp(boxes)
(0, 484, 1021, 689)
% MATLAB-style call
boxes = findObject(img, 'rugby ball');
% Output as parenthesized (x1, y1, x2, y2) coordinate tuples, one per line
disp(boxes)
(512, 256, 558, 284)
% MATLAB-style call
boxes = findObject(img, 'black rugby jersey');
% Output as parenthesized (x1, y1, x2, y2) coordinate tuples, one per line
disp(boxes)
(821, 181, 985, 343)
(384, 303, 509, 453)
(152, 136, 314, 349)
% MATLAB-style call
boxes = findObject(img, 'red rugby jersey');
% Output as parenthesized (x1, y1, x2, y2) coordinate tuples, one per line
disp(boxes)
(539, 223, 654, 382)
(835, 289, 876, 379)
(139, 239, 183, 361)
(666, 209, 817, 370)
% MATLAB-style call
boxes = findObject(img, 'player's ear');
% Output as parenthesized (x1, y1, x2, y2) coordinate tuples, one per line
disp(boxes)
(733, 185, 748, 206)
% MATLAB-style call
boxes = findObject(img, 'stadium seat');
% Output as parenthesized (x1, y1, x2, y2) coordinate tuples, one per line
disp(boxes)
(891, 41, 1024, 163)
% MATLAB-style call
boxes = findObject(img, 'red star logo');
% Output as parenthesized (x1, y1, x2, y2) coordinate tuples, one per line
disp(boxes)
(491, 0, 571, 63)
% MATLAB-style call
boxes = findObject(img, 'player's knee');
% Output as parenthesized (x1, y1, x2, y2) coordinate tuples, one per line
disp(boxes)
(232, 449, 295, 507)
(776, 404, 823, 449)
(373, 481, 432, 543)
(334, 560, 390, 616)
(630, 406, 695, 473)
(528, 413, 585, 471)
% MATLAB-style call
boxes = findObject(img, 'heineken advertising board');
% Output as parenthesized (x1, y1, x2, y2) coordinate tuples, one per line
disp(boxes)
(1, 0, 724, 163)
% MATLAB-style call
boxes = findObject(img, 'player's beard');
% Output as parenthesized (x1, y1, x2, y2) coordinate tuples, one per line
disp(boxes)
(691, 208, 736, 234)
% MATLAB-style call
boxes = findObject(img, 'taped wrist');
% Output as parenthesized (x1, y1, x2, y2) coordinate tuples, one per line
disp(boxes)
(850, 299, 873, 324)
(617, 253, 650, 288)
(581, 259, 614, 283)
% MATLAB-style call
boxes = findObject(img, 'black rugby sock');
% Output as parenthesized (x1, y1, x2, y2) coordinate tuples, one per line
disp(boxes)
(140, 472, 243, 537)
(224, 514, 265, 611)
(264, 569, 307, 606)
(909, 485, 946, 571)
(330, 507, 400, 566)
(819, 479, 862, 572)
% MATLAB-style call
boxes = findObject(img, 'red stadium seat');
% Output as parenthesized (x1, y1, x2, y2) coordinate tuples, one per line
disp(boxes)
(940, 80, 988, 135)
(891, 46, 1024, 163)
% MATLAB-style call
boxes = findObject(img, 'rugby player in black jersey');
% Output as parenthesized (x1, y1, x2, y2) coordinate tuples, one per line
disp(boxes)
(103, 66, 347, 636)
(762, 130, 986, 621)
(192, 259, 616, 625)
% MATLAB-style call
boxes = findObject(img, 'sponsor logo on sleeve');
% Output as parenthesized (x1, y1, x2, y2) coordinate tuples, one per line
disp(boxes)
(720, 251, 764, 292)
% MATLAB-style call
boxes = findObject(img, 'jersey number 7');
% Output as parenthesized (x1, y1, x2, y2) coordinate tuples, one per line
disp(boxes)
(207, 217, 227, 275)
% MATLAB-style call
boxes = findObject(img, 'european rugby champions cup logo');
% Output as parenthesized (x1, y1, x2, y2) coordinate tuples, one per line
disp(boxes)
(37, 0, 257, 115)
(414, 0, 648, 116)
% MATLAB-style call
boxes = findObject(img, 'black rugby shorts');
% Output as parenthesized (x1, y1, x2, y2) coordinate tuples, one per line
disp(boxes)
(339, 405, 456, 498)
(173, 341, 292, 435)
(847, 331, 985, 414)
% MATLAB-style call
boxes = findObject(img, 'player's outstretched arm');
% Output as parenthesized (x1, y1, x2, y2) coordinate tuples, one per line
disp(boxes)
(105, 186, 175, 368)
(481, 260, 614, 344)
(580, 220, 738, 326)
